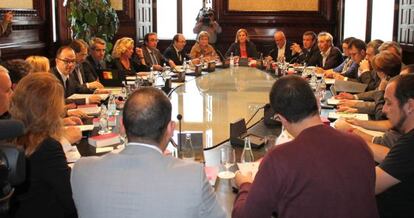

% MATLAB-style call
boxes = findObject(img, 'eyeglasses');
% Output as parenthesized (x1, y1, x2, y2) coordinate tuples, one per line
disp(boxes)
(149, 39, 159, 42)
(93, 48, 105, 52)
(57, 58, 76, 65)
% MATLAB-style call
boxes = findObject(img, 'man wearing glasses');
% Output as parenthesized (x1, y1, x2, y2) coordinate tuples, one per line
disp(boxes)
(163, 34, 190, 68)
(52, 46, 101, 105)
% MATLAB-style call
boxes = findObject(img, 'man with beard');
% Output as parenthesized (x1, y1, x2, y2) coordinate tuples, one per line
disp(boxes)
(375, 74, 414, 217)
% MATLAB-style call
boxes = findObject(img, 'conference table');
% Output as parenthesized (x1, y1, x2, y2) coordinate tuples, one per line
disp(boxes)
(169, 66, 280, 217)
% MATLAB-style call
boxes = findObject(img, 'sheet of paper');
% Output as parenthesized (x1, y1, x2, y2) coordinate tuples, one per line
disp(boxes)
(237, 162, 260, 179)
(326, 98, 363, 105)
(76, 125, 95, 131)
(328, 112, 369, 121)
(67, 93, 109, 100)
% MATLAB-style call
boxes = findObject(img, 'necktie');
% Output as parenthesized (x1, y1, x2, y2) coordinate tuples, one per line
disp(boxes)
(150, 52, 158, 65)
(76, 67, 84, 85)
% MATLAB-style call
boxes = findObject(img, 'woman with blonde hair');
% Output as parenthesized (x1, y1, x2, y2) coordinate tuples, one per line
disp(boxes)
(225, 28, 258, 59)
(25, 55, 50, 73)
(9, 72, 77, 218)
(111, 37, 149, 75)
(190, 31, 218, 63)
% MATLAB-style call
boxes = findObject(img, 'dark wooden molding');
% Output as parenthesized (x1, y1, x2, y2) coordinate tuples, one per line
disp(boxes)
(116, 0, 135, 21)
(365, 0, 373, 42)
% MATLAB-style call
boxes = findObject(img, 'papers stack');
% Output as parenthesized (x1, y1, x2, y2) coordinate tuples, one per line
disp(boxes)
(75, 104, 101, 115)
(328, 112, 369, 121)
(88, 133, 121, 147)
(67, 93, 109, 101)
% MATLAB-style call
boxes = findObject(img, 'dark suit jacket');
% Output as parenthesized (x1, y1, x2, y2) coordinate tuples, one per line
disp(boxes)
(82, 55, 104, 82)
(51, 67, 94, 105)
(163, 44, 190, 65)
(12, 137, 77, 218)
(268, 41, 293, 62)
(111, 57, 150, 75)
(141, 45, 167, 67)
(319, 46, 344, 70)
(225, 41, 259, 59)
(290, 43, 321, 66)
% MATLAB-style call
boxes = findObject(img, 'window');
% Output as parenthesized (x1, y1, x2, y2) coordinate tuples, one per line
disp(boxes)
(371, 0, 394, 41)
(343, 0, 367, 40)
(343, 0, 395, 42)
(156, 0, 203, 40)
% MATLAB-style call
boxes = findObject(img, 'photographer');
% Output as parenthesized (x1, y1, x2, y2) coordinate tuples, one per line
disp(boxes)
(193, 8, 222, 45)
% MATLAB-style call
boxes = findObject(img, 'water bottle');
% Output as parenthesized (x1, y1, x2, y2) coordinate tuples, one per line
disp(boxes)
(98, 105, 110, 135)
(183, 57, 187, 72)
(181, 133, 195, 161)
(230, 52, 234, 68)
(241, 137, 254, 163)
(107, 94, 117, 116)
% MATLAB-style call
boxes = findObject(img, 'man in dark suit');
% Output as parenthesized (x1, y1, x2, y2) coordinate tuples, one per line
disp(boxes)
(317, 32, 343, 69)
(267, 31, 293, 62)
(70, 39, 104, 89)
(51, 46, 101, 104)
(141, 32, 174, 71)
(83, 37, 108, 82)
(163, 33, 191, 68)
(290, 31, 321, 66)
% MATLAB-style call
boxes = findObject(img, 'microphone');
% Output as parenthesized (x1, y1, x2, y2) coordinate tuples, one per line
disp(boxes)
(176, 114, 183, 153)
(245, 104, 269, 127)
(0, 120, 25, 140)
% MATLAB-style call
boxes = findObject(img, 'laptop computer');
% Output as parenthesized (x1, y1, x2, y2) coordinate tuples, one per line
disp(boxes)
(97, 69, 125, 87)
(334, 80, 367, 94)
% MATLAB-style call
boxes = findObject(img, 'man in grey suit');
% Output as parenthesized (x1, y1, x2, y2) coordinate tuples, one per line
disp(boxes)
(71, 87, 225, 218)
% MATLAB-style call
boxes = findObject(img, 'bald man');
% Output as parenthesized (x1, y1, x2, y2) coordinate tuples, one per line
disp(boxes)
(267, 31, 293, 62)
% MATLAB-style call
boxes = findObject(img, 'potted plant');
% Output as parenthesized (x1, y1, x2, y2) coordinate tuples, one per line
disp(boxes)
(68, 0, 119, 54)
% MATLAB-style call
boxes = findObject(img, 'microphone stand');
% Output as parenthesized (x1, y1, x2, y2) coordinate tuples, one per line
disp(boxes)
(176, 114, 183, 153)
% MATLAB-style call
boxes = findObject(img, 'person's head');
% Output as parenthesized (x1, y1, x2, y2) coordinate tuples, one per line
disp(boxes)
(274, 31, 286, 49)
(235, 28, 249, 44)
(25, 56, 50, 73)
(365, 39, 383, 62)
(70, 39, 89, 64)
(10, 72, 64, 156)
(2, 59, 31, 87)
(372, 50, 402, 79)
(144, 32, 159, 49)
(317, 32, 333, 52)
(55, 46, 77, 76)
(197, 31, 210, 47)
(379, 41, 402, 58)
(89, 37, 106, 61)
(342, 37, 355, 57)
(122, 87, 175, 149)
(348, 38, 366, 64)
(269, 75, 319, 126)
(400, 64, 414, 75)
(0, 66, 12, 116)
(383, 74, 414, 133)
(173, 34, 186, 51)
(112, 37, 135, 59)
(302, 31, 317, 49)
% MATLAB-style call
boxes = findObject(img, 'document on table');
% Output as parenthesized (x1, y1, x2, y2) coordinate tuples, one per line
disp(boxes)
(326, 98, 363, 105)
(237, 162, 261, 179)
(67, 93, 109, 100)
(328, 112, 369, 121)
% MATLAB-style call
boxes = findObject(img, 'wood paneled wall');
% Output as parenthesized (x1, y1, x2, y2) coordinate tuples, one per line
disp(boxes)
(212, 0, 341, 55)
(0, 0, 51, 60)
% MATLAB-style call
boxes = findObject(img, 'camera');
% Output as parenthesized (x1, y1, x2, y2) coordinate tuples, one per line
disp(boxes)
(198, 8, 214, 25)
(0, 120, 26, 214)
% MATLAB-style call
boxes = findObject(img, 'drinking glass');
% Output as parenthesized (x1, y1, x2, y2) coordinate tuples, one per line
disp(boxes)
(218, 147, 236, 179)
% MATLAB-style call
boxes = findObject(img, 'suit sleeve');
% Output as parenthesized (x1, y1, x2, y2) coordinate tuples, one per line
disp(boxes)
(39, 139, 77, 218)
(198, 166, 226, 218)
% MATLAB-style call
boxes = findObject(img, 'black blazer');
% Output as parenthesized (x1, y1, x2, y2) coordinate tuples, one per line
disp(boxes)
(82, 55, 104, 82)
(12, 137, 77, 218)
(163, 44, 190, 65)
(111, 57, 150, 75)
(225, 41, 259, 59)
(268, 41, 293, 62)
(290, 43, 321, 67)
(319, 46, 344, 70)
